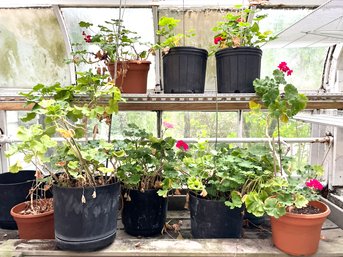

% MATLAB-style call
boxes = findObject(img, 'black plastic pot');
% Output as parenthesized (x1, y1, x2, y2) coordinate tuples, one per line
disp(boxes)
(53, 182, 120, 251)
(122, 189, 167, 237)
(189, 192, 244, 238)
(0, 170, 35, 229)
(163, 46, 208, 93)
(215, 47, 262, 93)
(244, 211, 266, 228)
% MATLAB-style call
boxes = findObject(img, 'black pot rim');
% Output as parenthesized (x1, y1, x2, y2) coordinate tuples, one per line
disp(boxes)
(215, 46, 262, 57)
(0, 170, 35, 186)
(53, 180, 120, 190)
(167, 46, 208, 55)
(189, 190, 230, 204)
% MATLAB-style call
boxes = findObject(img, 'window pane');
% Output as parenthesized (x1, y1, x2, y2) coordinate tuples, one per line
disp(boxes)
(111, 112, 157, 136)
(0, 8, 70, 90)
(162, 112, 238, 138)
(61, 8, 156, 90)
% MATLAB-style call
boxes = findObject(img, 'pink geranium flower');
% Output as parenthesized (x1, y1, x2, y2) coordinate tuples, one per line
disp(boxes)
(306, 179, 323, 191)
(162, 121, 174, 129)
(176, 140, 189, 151)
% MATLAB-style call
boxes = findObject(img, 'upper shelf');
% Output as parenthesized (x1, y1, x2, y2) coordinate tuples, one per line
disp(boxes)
(1, 92, 343, 111)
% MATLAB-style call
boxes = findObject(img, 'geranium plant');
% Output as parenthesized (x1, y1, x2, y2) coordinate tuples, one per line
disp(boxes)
(212, 5, 275, 50)
(152, 16, 195, 54)
(72, 19, 151, 65)
(6, 71, 123, 189)
(243, 62, 325, 218)
(181, 142, 274, 209)
(116, 122, 186, 198)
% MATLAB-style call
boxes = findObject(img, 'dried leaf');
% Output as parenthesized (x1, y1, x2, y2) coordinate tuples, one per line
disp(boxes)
(184, 193, 190, 210)
(174, 189, 181, 195)
(176, 232, 184, 240)
(200, 189, 208, 197)
(81, 194, 86, 204)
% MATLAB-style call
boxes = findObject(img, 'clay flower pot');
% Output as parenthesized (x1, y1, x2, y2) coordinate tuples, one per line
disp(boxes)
(271, 201, 330, 256)
(10, 200, 54, 239)
(107, 60, 151, 94)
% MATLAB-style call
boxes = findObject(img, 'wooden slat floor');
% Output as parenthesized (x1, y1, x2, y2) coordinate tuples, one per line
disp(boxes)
(1, 210, 343, 257)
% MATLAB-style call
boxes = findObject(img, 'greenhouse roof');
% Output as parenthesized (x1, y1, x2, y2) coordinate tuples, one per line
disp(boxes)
(0, 0, 326, 8)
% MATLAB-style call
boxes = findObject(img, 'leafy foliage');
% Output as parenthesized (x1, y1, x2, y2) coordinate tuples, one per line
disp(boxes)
(152, 16, 196, 54)
(116, 123, 183, 197)
(242, 62, 324, 218)
(182, 143, 274, 209)
(212, 5, 275, 51)
(72, 19, 151, 64)
(6, 71, 123, 187)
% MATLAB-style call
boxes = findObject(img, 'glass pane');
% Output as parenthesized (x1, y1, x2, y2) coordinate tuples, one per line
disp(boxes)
(162, 112, 238, 138)
(0, 8, 71, 90)
(111, 112, 157, 136)
(259, 9, 327, 91)
(61, 8, 156, 90)
(6, 111, 38, 170)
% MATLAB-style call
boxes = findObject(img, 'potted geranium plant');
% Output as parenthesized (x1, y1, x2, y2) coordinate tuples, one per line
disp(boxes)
(245, 62, 330, 256)
(212, 5, 275, 93)
(115, 122, 183, 237)
(153, 16, 208, 93)
(73, 19, 151, 94)
(6, 70, 124, 251)
(181, 142, 273, 238)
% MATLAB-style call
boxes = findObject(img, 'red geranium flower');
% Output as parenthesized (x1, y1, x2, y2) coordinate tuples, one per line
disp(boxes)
(236, 17, 243, 22)
(306, 179, 323, 191)
(176, 140, 189, 151)
(278, 61, 289, 72)
(214, 36, 223, 45)
(287, 69, 293, 76)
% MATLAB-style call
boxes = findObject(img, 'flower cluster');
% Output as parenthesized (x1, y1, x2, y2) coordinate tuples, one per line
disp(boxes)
(176, 140, 189, 151)
(212, 7, 275, 50)
(306, 179, 324, 191)
(278, 61, 293, 76)
(82, 31, 92, 43)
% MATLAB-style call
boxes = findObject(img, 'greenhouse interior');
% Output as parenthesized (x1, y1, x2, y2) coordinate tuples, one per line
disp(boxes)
(1, 0, 343, 256)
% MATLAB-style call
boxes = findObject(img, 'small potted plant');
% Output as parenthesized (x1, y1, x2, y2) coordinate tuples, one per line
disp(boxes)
(212, 5, 275, 93)
(115, 122, 184, 237)
(153, 16, 208, 93)
(73, 19, 151, 94)
(245, 62, 330, 256)
(181, 142, 272, 238)
(6, 70, 124, 251)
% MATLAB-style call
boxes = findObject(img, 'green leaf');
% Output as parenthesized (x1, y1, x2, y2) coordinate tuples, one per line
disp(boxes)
(79, 21, 93, 28)
(9, 161, 23, 173)
(264, 197, 286, 218)
(294, 194, 309, 208)
(21, 112, 36, 122)
(225, 191, 243, 209)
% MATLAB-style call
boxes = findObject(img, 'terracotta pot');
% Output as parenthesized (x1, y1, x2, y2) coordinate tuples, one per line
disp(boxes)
(271, 201, 330, 256)
(10, 200, 54, 239)
(107, 60, 151, 94)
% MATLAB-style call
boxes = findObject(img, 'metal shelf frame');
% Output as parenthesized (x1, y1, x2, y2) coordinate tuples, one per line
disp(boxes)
(1, 92, 343, 111)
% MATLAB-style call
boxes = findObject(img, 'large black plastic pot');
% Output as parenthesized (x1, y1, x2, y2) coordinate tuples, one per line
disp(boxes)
(0, 170, 35, 229)
(215, 47, 262, 93)
(53, 182, 120, 251)
(189, 191, 244, 238)
(163, 46, 208, 93)
(122, 189, 167, 237)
